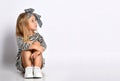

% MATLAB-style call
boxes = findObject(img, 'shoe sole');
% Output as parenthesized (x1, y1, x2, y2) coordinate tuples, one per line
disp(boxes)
(24, 75, 34, 79)
(24, 77, 33, 79)
(33, 75, 43, 78)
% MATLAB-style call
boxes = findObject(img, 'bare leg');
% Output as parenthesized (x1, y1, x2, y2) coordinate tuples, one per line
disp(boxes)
(33, 52, 43, 69)
(32, 51, 43, 78)
(21, 51, 33, 68)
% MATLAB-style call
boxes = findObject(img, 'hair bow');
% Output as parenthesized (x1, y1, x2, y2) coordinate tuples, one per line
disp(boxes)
(24, 8, 43, 28)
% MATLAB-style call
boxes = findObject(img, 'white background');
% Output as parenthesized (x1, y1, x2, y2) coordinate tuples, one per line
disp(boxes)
(0, 0, 120, 81)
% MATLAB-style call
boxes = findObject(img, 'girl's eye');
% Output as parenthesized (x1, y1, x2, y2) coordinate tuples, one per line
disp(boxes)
(32, 20, 34, 22)
(32, 19, 36, 22)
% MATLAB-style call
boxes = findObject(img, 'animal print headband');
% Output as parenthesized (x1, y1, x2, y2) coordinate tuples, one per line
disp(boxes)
(24, 8, 42, 28)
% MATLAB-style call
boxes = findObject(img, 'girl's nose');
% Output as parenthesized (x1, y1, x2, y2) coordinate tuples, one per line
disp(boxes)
(35, 21, 37, 25)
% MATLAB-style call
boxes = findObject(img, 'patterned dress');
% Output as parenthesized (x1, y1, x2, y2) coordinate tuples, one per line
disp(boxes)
(16, 32, 47, 73)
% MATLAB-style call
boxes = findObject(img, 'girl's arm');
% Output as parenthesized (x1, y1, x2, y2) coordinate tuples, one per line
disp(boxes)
(37, 33, 47, 50)
(29, 41, 45, 59)
(29, 33, 47, 52)
(29, 41, 45, 53)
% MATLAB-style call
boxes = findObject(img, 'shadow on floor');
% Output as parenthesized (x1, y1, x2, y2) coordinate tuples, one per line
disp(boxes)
(2, 31, 17, 72)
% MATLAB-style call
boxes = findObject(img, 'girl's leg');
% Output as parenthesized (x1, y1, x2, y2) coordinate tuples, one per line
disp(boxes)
(33, 52, 43, 68)
(21, 50, 33, 68)
(32, 51, 43, 78)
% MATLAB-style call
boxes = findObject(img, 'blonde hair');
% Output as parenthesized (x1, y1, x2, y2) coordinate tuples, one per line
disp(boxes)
(16, 13, 31, 42)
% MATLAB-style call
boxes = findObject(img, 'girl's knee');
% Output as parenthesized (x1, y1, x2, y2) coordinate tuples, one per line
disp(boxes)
(22, 50, 31, 53)
(21, 50, 32, 57)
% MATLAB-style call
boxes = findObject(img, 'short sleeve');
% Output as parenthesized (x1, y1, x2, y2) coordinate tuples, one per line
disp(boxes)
(37, 33, 47, 50)
(16, 36, 31, 51)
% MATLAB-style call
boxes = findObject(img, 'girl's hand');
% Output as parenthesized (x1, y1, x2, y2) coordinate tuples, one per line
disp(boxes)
(29, 41, 45, 53)
(33, 41, 45, 52)
(31, 51, 41, 59)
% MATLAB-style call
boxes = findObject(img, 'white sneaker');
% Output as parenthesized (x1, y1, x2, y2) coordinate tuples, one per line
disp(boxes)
(33, 66, 43, 78)
(24, 67, 33, 78)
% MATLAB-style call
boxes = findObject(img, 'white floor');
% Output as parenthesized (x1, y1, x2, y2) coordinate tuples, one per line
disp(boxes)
(1, 50, 120, 81)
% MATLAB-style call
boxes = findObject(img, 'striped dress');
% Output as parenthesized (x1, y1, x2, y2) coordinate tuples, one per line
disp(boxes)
(16, 32, 47, 73)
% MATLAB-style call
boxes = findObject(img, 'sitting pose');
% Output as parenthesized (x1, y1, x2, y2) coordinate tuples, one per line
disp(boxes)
(16, 8, 47, 78)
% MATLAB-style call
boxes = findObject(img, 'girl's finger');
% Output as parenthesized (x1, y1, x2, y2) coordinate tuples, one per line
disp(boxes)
(34, 53, 38, 59)
(31, 54, 34, 59)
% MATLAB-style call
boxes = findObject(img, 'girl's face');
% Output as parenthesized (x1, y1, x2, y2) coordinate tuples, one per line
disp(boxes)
(27, 15, 37, 31)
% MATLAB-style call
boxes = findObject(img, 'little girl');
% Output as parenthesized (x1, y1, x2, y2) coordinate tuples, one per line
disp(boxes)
(16, 8, 47, 78)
